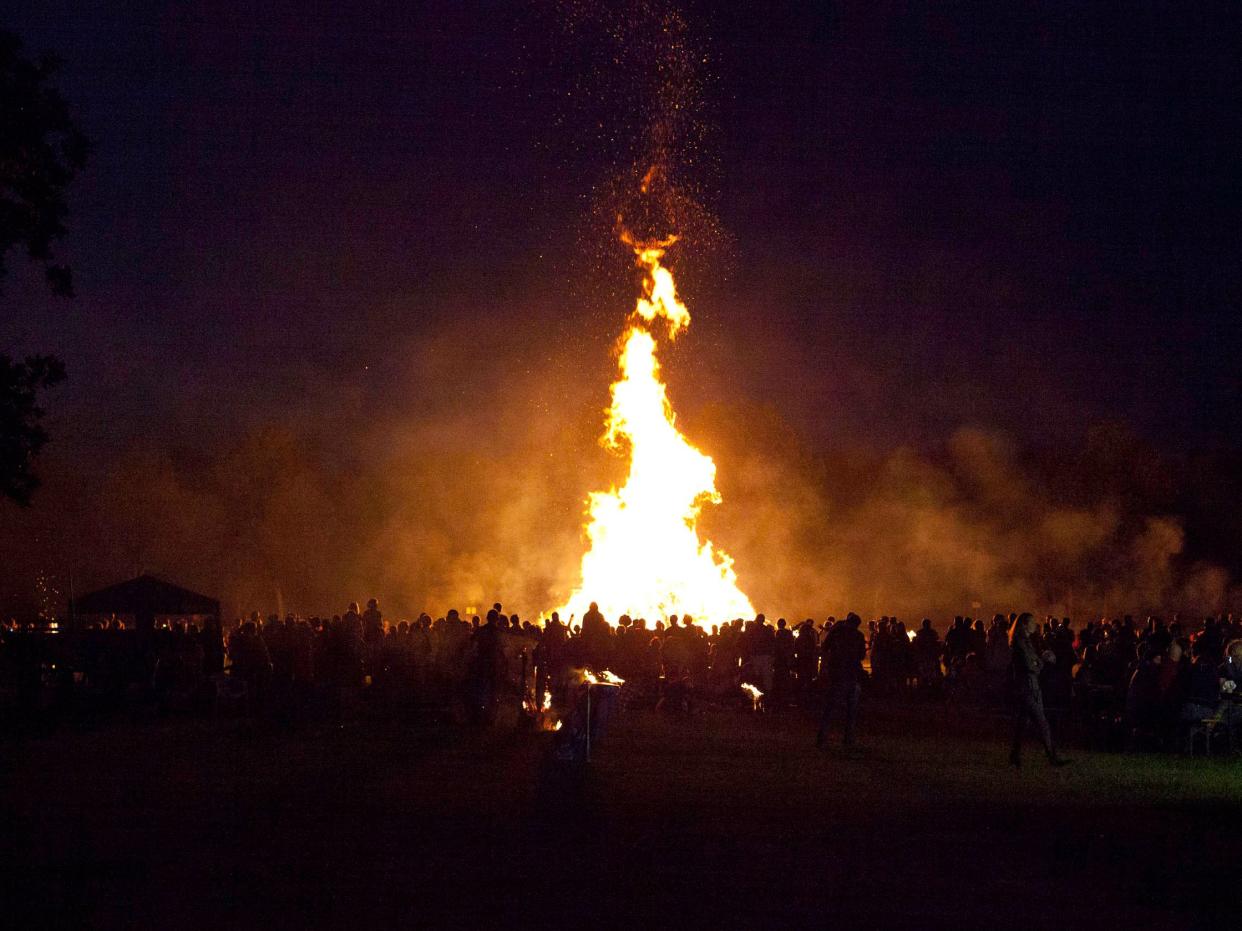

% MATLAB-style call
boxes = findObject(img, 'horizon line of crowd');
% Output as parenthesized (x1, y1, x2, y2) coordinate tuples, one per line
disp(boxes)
(4, 601, 1242, 755)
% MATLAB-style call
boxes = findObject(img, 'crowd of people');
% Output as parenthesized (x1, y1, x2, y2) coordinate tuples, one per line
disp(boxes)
(3, 601, 1242, 758)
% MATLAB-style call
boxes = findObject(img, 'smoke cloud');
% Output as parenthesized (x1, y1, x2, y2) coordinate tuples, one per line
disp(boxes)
(4, 364, 1239, 626)
(694, 407, 1240, 622)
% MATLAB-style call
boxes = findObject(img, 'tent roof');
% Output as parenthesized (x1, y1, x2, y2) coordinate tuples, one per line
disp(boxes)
(73, 574, 220, 617)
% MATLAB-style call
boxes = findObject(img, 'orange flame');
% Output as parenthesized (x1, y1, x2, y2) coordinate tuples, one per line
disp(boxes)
(740, 682, 763, 710)
(556, 227, 754, 628)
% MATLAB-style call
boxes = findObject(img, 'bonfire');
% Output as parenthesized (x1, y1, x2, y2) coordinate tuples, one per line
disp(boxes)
(556, 209, 755, 628)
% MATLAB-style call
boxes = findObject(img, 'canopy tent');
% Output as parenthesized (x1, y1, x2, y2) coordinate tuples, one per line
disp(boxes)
(72, 574, 220, 632)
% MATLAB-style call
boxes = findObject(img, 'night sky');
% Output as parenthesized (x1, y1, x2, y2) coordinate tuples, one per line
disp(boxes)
(4, 1, 1241, 617)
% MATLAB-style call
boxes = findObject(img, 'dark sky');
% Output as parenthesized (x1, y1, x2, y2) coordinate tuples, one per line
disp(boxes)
(3, 1, 1242, 612)
(6, 0, 1240, 452)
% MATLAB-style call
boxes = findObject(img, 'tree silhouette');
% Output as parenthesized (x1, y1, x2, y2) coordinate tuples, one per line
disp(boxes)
(0, 29, 87, 506)
(0, 29, 88, 296)
(1, 354, 66, 506)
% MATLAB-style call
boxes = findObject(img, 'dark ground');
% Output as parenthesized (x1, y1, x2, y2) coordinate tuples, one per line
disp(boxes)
(2, 699, 1239, 929)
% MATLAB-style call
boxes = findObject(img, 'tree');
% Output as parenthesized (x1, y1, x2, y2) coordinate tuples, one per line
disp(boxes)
(0, 29, 87, 506)
(0, 30, 88, 296)
(0, 354, 66, 505)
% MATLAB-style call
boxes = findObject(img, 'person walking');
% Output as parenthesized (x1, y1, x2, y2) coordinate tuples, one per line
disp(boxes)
(1009, 612, 1071, 768)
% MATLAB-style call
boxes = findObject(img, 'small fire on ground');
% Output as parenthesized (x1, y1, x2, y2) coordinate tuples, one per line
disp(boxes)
(740, 682, 763, 710)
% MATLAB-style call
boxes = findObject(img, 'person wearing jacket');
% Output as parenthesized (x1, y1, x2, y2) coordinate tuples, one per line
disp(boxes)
(1009, 612, 1071, 768)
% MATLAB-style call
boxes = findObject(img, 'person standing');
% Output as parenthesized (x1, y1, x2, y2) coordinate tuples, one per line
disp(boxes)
(362, 599, 384, 646)
(816, 612, 866, 749)
(794, 620, 819, 705)
(581, 601, 609, 668)
(749, 614, 776, 695)
(1009, 612, 1071, 768)
(773, 618, 796, 708)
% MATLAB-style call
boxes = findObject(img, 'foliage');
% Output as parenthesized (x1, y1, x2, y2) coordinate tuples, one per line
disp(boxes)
(0, 29, 89, 297)
(0, 30, 85, 506)
(0, 353, 66, 505)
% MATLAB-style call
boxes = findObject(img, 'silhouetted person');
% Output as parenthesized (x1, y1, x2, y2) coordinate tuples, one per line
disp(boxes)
(944, 616, 969, 669)
(661, 615, 691, 679)
(794, 619, 818, 704)
(228, 620, 272, 707)
(913, 618, 942, 692)
(748, 614, 776, 694)
(581, 602, 604, 635)
(362, 598, 383, 645)
(343, 602, 363, 640)
(468, 610, 506, 724)
(773, 618, 795, 708)
(1009, 612, 1069, 768)
(1125, 645, 1162, 734)
(817, 612, 866, 748)
(581, 601, 609, 668)
(1196, 617, 1225, 664)
(1155, 638, 1189, 732)
(201, 616, 224, 675)
(1218, 639, 1242, 728)
(1181, 637, 1221, 723)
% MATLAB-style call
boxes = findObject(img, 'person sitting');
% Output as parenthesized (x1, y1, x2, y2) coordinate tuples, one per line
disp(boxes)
(1180, 638, 1221, 725)
(1216, 639, 1242, 730)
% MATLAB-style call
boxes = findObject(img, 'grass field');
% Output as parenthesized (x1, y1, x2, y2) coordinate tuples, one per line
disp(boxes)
(2, 699, 1239, 929)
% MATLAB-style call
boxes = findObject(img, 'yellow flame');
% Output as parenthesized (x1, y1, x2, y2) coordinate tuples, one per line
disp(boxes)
(542, 690, 552, 712)
(598, 669, 625, 685)
(556, 231, 755, 629)
(740, 682, 763, 700)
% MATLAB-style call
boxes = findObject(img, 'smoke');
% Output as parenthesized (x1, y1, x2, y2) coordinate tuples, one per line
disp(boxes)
(2, 232, 1240, 626)
(4, 361, 1238, 626)
(691, 406, 1241, 622)
(540, 0, 1242, 621)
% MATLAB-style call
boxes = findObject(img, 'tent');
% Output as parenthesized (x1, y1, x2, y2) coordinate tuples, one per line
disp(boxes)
(71, 574, 220, 633)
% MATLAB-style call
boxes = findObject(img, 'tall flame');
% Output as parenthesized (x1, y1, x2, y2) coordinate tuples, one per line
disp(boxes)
(556, 231, 754, 627)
